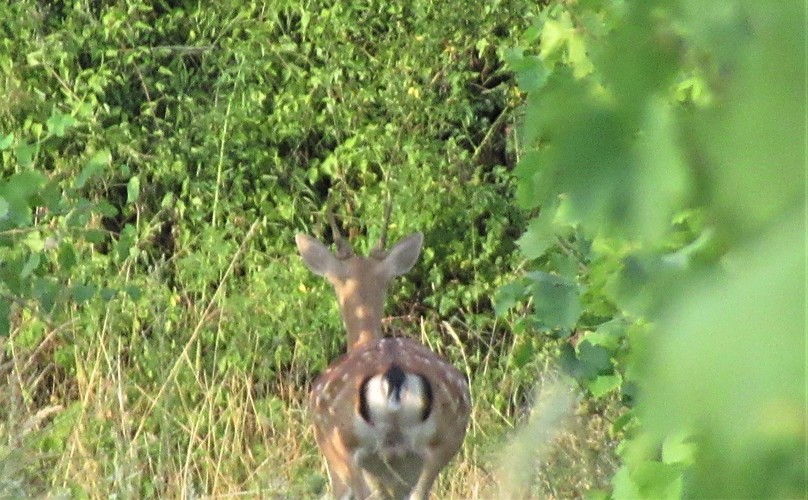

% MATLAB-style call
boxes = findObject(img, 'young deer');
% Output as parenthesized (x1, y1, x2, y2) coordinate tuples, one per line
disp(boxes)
(295, 207, 471, 500)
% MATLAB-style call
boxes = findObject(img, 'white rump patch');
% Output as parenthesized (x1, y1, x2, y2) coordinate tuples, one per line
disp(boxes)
(363, 372, 427, 427)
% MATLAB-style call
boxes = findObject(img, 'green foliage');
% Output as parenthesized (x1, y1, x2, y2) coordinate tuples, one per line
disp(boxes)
(0, 148, 115, 334)
(1, 0, 549, 496)
(505, 0, 805, 497)
(7, 0, 800, 496)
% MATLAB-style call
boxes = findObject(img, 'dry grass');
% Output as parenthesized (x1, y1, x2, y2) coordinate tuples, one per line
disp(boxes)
(1, 308, 619, 498)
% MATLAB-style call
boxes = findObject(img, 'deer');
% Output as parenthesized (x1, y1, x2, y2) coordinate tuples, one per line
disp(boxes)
(295, 202, 471, 500)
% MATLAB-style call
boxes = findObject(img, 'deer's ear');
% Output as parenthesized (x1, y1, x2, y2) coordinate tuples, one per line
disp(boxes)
(383, 232, 423, 278)
(296, 234, 341, 278)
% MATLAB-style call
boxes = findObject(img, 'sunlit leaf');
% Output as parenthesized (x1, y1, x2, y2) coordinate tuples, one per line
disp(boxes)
(46, 110, 77, 137)
(127, 175, 140, 204)
(0, 133, 13, 150)
(75, 150, 111, 189)
(588, 374, 621, 398)
(516, 207, 557, 260)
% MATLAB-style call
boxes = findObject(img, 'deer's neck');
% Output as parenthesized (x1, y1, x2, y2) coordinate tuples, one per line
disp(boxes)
(338, 289, 386, 351)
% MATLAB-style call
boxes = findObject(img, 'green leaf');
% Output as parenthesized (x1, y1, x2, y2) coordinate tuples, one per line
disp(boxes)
(577, 340, 612, 376)
(71, 283, 96, 303)
(630, 461, 683, 499)
(692, 3, 805, 241)
(587, 374, 621, 398)
(584, 319, 627, 350)
(23, 231, 45, 252)
(37, 180, 63, 212)
(75, 150, 111, 189)
(94, 201, 119, 217)
(493, 279, 528, 316)
(509, 341, 534, 369)
(527, 270, 581, 330)
(539, 15, 571, 63)
(661, 431, 695, 466)
(115, 224, 138, 262)
(516, 205, 558, 260)
(46, 110, 78, 137)
(33, 277, 59, 314)
(0, 133, 13, 150)
(36, 402, 80, 453)
(503, 47, 547, 93)
(84, 229, 107, 243)
(100, 287, 117, 301)
(642, 214, 805, 498)
(612, 412, 635, 435)
(513, 150, 549, 209)
(3, 171, 46, 201)
(127, 175, 140, 204)
(58, 243, 78, 270)
(21, 252, 41, 278)
(632, 98, 689, 241)
(611, 466, 641, 500)
(14, 142, 37, 168)
(124, 285, 142, 300)
(0, 298, 9, 337)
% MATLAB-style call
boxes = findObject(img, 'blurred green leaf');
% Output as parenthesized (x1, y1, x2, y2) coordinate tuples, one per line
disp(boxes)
(23, 231, 44, 252)
(15, 142, 37, 168)
(588, 374, 621, 398)
(95, 200, 119, 217)
(71, 283, 96, 303)
(661, 431, 695, 466)
(503, 47, 546, 93)
(577, 340, 612, 375)
(509, 341, 534, 369)
(516, 206, 556, 259)
(641, 212, 806, 498)
(100, 287, 117, 301)
(124, 285, 142, 300)
(493, 279, 528, 316)
(0, 197, 9, 220)
(630, 461, 683, 499)
(584, 319, 626, 351)
(115, 224, 138, 262)
(527, 270, 581, 331)
(0, 298, 9, 337)
(46, 110, 78, 137)
(0, 133, 13, 150)
(58, 242, 78, 270)
(75, 150, 111, 189)
(84, 229, 107, 244)
(127, 175, 140, 204)
(21, 252, 41, 277)
(33, 277, 59, 314)
(691, 3, 805, 240)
